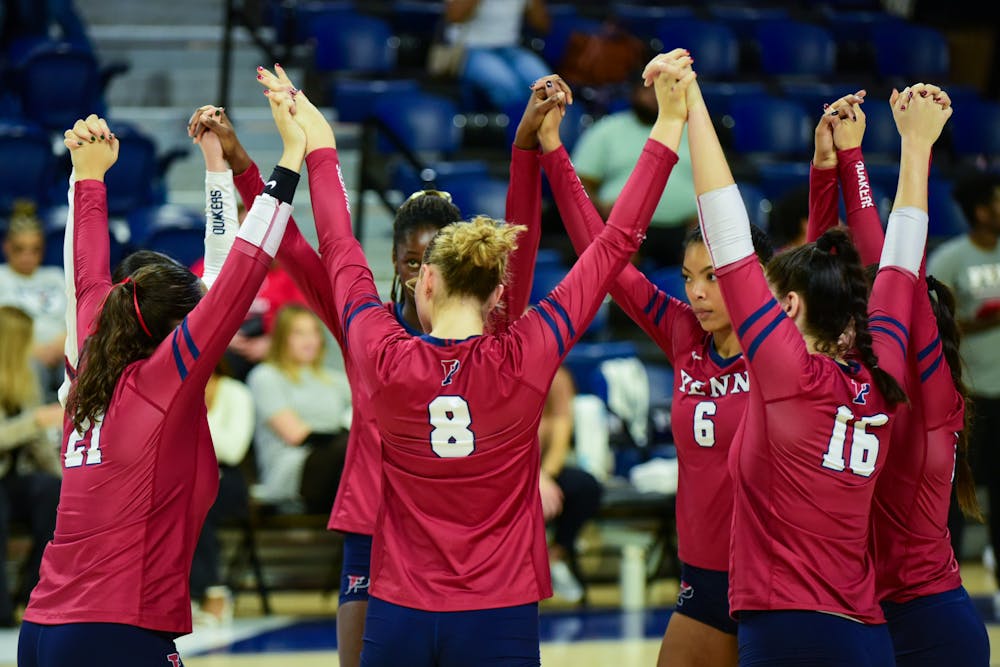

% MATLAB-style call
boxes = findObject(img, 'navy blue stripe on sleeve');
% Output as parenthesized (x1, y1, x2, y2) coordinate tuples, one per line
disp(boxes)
(920, 352, 944, 383)
(653, 293, 670, 326)
(536, 304, 564, 357)
(342, 300, 353, 325)
(746, 311, 786, 362)
(737, 300, 779, 339)
(344, 300, 381, 336)
(541, 296, 576, 341)
(869, 315, 909, 341)
(181, 318, 200, 360)
(171, 329, 189, 380)
(870, 325, 906, 357)
(917, 335, 940, 362)
(643, 292, 658, 316)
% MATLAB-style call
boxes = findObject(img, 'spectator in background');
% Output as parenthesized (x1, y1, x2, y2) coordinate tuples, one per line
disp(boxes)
(768, 184, 811, 252)
(247, 304, 351, 514)
(928, 171, 1000, 598)
(442, 0, 551, 111)
(539, 366, 602, 604)
(0, 306, 62, 625)
(190, 362, 254, 626)
(0, 205, 67, 397)
(571, 76, 697, 266)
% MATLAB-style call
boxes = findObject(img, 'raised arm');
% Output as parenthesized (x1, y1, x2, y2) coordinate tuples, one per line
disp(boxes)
(868, 84, 952, 387)
(62, 115, 117, 354)
(687, 78, 817, 401)
(190, 103, 344, 342)
(135, 88, 304, 406)
(514, 51, 693, 386)
(197, 129, 240, 290)
(495, 76, 568, 331)
(57, 171, 78, 407)
(539, 143, 700, 363)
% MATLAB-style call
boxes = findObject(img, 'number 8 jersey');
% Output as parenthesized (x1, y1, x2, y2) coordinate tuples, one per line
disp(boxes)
(308, 142, 678, 611)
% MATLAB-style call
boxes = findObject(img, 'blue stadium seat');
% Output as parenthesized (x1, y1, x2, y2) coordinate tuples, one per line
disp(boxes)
(756, 162, 810, 200)
(780, 81, 839, 117)
(390, 160, 490, 200)
(738, 181, 772, 231)
(13, 41, 102, 132)
(648, 265, 688, 303)
(928, 178, 967, 240)
(540, 15, 602, 68)
(655, 18, 739, 78)
(854, 100, 899, 158)
(389, 0, 445, 40)
(726, 97, 812, 156)
(39, 204, 125, 269)
(0, 121, 54, 214)
(447, 175, 509, 220)
(127, 204, 203, 247)
(698, 82, 767, 117)
(612, 4, 695, 39)
(104, 122, 161, 217)
(823, 10, 902, 70)
(753, 20, 836, 77)
(563, 340, 639, 397)
(331, 78, 420, 123)
(271, 1, 355, 44)
(872, 23, 949, 79)
(951, 101, 1000, 158)
(143, 226, 206, 269)
(372, 92, 462, 155)
(310, 12, 398, 74)
(645, 363, 675, 446)
(707, 6, 789, 41)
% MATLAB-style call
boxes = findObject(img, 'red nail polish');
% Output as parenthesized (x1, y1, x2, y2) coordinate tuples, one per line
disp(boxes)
(257, 74, 263, 80)
(275, 63, 281, 68)
(257, 65, 263, 71)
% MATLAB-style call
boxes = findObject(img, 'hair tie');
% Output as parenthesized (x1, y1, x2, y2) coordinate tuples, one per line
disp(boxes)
(119, 277, 153, 338)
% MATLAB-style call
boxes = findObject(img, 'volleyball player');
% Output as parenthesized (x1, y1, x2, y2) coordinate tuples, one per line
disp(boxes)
(684, 58, 948, 663)
(809, 85, 989, 666)
(189, 67, 565, 666)
(257, 51, 693, 665)
(18, 94, 300, 666)
(535, 85, 773, 666)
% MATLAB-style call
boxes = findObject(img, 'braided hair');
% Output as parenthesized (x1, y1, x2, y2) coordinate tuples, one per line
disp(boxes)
(766, 227, 907, 406)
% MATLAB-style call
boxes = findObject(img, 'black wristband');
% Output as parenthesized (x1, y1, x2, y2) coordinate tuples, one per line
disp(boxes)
(262, 165, 300, 205)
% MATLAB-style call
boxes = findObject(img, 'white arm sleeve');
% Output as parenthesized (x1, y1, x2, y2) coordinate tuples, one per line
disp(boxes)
(237, 193, 292, 258)
(879, 207, 928, 277)
(696, 184, 754, 269)
(57, 171, 77, 408)
(202, 169, 239, 290)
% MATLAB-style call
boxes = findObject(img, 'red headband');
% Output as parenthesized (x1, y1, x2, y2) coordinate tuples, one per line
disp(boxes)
(119, 277, 153, 338)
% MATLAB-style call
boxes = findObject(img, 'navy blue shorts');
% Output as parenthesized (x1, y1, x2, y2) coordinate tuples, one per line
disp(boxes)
(673, 562, 737, 635)
(361, 596, 540, 667)
(738, 611, 894, 666)
(339, 532, 373, 605)
(18, 621, 183, 667)
(883, 586, 989, 667)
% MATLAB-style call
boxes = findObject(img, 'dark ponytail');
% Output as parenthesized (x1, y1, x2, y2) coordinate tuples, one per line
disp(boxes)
(685, 223, 774, 265)
(767, 228, 907, 406)
(927, 275, 983, 521)
(68, 262, 202, 433)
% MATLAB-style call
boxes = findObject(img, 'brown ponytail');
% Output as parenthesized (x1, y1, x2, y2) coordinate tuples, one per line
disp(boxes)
(68, 262, 202, 433)
(927, 275, 983, 521)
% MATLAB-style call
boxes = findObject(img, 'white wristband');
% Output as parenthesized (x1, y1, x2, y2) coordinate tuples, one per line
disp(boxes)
(202, 169, 239, 289)
(880, 207, 928, 276)
(238, 193, 292, 258)
(697, 184, 754, 269)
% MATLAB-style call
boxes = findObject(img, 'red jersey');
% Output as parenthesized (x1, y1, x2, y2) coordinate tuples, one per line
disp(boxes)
(540, 145, 737, 571)
(718, 253, 914, 623)
(310, 141, 673, 610)
(815, 148, 965, 602)
(232, 145, 541, 536)
(24, 180, 287, 634)
(190, 256, 306, 333)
